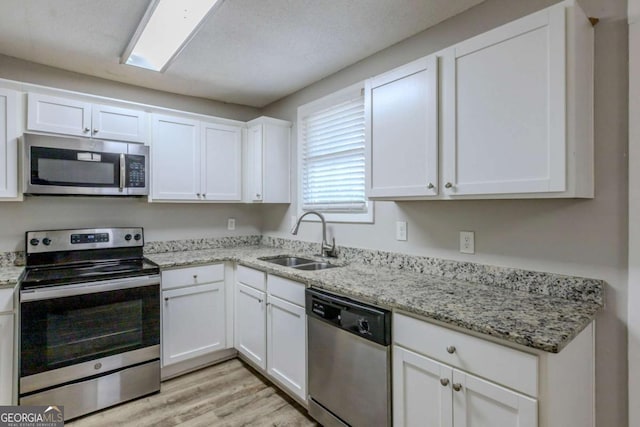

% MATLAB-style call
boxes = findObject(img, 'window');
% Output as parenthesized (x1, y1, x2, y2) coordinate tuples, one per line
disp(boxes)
(297, 83, 373, 223)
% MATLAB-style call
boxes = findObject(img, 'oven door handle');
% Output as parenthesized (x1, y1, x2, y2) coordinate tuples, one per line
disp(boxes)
(20, 275, 160, 302)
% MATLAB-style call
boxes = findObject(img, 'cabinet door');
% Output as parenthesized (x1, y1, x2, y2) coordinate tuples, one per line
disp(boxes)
(452, 370, 537, 427)
(27, 93, 92, 137)
(247, 125, 264, 201)
(235, 282, 266, 369)
(162, 282, 226, 366)
(366, 55, 438, 198)
(91, 104, 147, 143)
(442, 6, 566, 196)
(0, 312, 13, 405)
(262, 123, 291, 203)
(0, 89, 18, 198)
(393, 346, 452, 427)
(201, 121, 242, 201)
(266, 294, 306, 401)
(151, 114, 201, 200)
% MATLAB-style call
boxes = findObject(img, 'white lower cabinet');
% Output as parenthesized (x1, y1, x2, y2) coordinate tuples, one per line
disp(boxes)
(394, 346, 536, 427)
(235, 282, 267, 369)
(266, 294, 306, 401)
(161, 264, 228, 368)
(0, 287, 14, 405)
(234, 265, 307, 402)
(393, 313, 595, 427)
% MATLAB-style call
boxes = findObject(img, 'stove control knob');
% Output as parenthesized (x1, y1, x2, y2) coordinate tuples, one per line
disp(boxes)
(134, 234, 142, 241)
(29, 238, 39, 246)
(42, 238, 51, 246)
(124, 234, 132, 241)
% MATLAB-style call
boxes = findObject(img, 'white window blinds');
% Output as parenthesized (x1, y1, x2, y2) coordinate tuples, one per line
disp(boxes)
(301, 95, 366, 212)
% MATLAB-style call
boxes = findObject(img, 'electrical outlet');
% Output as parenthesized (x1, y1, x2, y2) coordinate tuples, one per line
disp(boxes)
(396, 221, 408, 241)
(459, 231, 474, 254)
(227, 218, 236, 231)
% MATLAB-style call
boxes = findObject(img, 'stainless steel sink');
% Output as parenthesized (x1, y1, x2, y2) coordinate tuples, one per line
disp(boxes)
(259, 255, 341, 271)
(293, 262, 339, 271)
(259, 256, 316, 267)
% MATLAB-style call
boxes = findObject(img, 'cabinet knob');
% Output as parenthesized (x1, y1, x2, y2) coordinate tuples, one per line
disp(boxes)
(93, 128, 99, 134)
(83, 127, 90, 133)
(193, 275, 198, 279)
(440, 378, 450, 387)
(202, 194, 207, 199)
(452, 383, 463, 392)
(444, 182, 454, 189)
(255, 193, 261, 198)
(427, 183, 435, 189)
(447, 346, 456, 354)
(258, 298, 263, 304)
(196, 193, 201, 198)
(164, 297, 169, 302)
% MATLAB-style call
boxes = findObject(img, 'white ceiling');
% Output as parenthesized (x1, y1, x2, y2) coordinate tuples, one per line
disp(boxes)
(0, 0, 486, 107)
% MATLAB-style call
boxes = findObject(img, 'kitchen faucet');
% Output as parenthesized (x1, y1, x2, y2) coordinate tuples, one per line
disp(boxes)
(290, 211, 337, 258)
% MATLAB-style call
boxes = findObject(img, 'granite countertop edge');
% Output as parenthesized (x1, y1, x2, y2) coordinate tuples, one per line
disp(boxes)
(146, 246, 603, 354)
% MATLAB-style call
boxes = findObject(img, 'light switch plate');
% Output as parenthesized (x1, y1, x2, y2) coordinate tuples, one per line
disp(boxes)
(459, 231, 474, 254)
(227, 218, 236, 231)
(396, 221, 408, 241)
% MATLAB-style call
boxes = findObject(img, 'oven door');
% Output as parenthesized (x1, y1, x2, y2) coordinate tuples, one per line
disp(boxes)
(19, 275, 160, 394)
(23, 133, 148, 196)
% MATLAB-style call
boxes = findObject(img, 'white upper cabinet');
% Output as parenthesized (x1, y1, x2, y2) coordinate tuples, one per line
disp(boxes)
(151, 114, 243, 202)
(28, 93, 148, 143)
(201, 121, 242, 201)
(0, 88, 19, 199)
(245, 117, 291, 203)
(365, 55, 438, 198)
(366, 0, 593, 200)
(151, 114, 201, 200)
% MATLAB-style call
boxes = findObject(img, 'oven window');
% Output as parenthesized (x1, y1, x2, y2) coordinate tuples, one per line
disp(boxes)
(38, 158, 114, 184)
(21, 284, 159, 377)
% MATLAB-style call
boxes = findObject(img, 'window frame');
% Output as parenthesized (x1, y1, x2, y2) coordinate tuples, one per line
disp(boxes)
(296, 82, 373, 224)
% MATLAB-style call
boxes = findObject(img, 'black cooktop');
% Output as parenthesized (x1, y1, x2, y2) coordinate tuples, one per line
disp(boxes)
(21, 258, 159, 290)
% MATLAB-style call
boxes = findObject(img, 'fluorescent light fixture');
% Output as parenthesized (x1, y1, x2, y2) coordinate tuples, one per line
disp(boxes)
(122, 0, 223, 72)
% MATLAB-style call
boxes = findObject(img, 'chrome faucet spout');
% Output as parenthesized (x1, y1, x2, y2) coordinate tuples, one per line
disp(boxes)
(290, 211, 337, 257)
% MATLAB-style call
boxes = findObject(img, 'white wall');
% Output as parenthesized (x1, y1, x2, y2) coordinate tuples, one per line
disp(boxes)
(628, 0, 639, 424)
(262, 0, 629, 425)
(0, 55, 265, 251)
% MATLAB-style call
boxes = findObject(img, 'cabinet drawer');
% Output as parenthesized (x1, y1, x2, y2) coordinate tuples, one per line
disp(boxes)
(237, 265, 266, 291)
(394, 313, 538, 397)
(267, 275, 305, 306)
(0, 288, 13, 313)
(162, 264, 224, 290)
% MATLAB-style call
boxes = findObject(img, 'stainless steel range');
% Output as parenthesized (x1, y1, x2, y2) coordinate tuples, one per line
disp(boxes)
(19, 227, 161, 421)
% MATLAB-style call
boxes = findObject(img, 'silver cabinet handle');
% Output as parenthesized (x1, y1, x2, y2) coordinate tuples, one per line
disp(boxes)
(452, 383, 463, 392)
(444, 182, 453, 189)
(93, 128, 99, 134)
(440, 378, 449, 386)
(427, 183, 435, 189)
(83, 127, 90, 133)
(447, 346, 456, 354)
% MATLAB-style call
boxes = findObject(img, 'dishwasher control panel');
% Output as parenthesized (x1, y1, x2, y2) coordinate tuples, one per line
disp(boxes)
(305, 288, 391, 346)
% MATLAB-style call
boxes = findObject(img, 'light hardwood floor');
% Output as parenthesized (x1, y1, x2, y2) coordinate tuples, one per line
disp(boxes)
(68, 359, 318, 427)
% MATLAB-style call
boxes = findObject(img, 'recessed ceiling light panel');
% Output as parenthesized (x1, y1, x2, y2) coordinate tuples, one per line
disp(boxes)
(122, 0, 223, 72)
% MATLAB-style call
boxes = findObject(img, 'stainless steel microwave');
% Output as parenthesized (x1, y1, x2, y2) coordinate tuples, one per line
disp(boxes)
(23, 132, 149, 196)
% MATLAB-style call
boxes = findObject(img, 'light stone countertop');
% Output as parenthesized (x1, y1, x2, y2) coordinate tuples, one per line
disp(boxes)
(146, 245, 603, 353)
(0, 266, 23, 288)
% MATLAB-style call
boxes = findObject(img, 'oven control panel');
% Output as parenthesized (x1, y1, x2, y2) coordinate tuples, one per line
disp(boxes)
(26, 227, 144, 253)
(71, 233, 110, 244)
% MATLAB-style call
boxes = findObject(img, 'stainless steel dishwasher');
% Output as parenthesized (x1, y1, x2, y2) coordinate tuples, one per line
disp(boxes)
(306, 288, 392, 427)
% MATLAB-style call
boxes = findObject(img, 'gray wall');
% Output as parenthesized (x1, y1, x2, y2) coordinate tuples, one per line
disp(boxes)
(262, 0, 629, 426)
